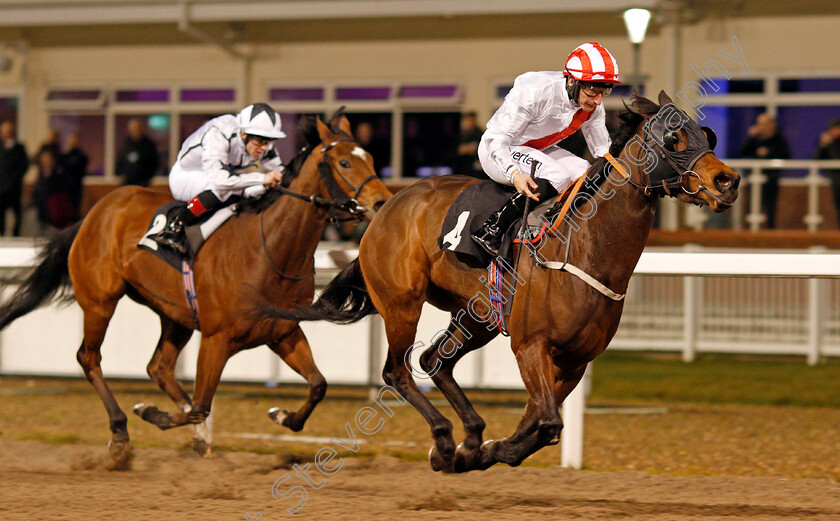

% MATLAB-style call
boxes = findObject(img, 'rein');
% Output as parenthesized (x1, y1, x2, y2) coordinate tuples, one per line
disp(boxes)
(260, 212, 315, 281)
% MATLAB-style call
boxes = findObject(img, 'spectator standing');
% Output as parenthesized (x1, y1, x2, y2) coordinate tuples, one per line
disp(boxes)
(739, 113, 790, 229)
(816, 118, 840, 227)
(455, 111, 484, 178)
(0, 121, 29, 236)
(33, 148, 77, 231)
(36, 128, 61, 159)
(354, 121, 391, 175)
(61, 131, 88, 217)
(116, 117, 160, 187)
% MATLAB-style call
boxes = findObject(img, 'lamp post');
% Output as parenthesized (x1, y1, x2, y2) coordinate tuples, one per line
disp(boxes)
(623, 8, 651, 94)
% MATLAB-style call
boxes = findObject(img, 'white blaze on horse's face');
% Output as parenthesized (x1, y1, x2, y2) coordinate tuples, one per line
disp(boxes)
(352, 147, 367, 161)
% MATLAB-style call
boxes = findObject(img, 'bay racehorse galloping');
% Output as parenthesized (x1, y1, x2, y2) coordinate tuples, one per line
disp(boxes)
(260, 92, 739, 472)
(0, 113, 391, 466)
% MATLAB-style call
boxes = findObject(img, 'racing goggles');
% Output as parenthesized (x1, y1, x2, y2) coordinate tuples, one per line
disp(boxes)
(579, 82, 613, 97)
(246, 135, 276, 146)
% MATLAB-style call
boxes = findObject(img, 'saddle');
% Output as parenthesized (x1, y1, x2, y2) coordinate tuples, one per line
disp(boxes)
(138, 201, 211, 270)
(438, 180, 578, 266)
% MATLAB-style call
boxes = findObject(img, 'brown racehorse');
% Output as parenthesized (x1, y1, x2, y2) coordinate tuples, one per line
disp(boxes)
(260, 92, 740, 472)
(0, 113, 391, 467)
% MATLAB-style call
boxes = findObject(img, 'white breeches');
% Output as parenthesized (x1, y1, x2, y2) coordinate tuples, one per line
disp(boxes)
(478, 142, 591, 194)
(168, 163, 266, 202)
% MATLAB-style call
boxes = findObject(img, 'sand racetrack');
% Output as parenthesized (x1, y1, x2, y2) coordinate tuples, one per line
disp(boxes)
(2, 437, 840, 521)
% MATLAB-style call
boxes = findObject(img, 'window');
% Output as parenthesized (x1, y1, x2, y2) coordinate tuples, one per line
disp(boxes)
(46, 85, 238, 178)
(696, 75, 840, 161)
(276, 112, 324, 167)
(703, 105, 766, 159)
(267, 82, 463, 178)
(345, 112, 392, 177)
(48, 113, 106, 176)
(776, 105, 840, 159)
(0, 96, 19, 126)
(402, 112, 458, 177)
(114, 114, 169, 178)
(701, 78, 765, 95)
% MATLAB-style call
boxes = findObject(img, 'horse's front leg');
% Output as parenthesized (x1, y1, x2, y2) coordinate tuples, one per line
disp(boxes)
(474, 337, 565, 469)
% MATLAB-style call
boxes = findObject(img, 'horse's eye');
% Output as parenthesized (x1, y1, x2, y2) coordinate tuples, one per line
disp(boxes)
(339, 160, 351, 168)
(663, 131, 680, 152)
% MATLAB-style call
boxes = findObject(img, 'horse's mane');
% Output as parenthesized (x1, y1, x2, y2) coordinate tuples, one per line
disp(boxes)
(237, 108, 351, 214)
(569, 95, 661, 212)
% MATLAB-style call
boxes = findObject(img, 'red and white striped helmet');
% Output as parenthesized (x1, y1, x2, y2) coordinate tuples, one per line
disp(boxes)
(564, 42, 621, 85)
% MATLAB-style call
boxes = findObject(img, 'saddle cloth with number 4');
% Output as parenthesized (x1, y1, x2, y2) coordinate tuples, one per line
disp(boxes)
(438, 180, 520, 265)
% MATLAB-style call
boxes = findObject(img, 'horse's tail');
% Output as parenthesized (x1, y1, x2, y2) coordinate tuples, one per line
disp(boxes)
(261, 258, 377, 324)
(0, 221, 81, 330)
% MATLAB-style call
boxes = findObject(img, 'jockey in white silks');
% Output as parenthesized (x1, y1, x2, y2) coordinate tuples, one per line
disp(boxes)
(155, 103, 287, 254)
(471, 42, 622, 257)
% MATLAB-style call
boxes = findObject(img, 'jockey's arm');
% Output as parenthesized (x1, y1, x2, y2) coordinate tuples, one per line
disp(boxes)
(482, 73, 551, 182)
(201, 127, 270, 191)
(260, 151, 284, 188)
(581, 106, 611, 158)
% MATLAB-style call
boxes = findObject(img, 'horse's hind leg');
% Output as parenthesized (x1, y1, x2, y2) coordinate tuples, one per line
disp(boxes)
(379, 300, 458, 472)
(266, 326, 327, 432)
(77, 305, 134, 469)
(135, 334, 231, 433)
(419, 313, 497, 472)
(140, 316, 213, 455)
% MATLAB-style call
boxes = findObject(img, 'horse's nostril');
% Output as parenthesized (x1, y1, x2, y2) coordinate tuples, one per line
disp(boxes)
(714, 172, 738, 192)
(373, 200, 387, 211)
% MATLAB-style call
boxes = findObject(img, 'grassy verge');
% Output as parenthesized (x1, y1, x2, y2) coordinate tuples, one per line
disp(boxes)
(590, 351, 840, 407)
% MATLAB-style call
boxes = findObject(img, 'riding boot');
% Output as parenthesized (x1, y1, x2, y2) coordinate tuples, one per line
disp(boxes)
(156, 191, 222, 255)
(156, 213, 189, 255)
(471, 192, 528, 257)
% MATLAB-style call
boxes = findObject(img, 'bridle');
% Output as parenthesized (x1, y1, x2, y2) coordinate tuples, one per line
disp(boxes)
(319, 139, 378, 209)
(259, 137, 378, 280)
(267, 138, 376, 216)
(616, 111, 721, 203)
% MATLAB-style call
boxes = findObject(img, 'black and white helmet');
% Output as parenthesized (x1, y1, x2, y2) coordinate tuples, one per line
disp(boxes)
(237, 103, 286, 139)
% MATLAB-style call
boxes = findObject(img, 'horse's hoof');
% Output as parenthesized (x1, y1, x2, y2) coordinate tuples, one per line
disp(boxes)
(107, 439, 134, 471)
(472, 439, 498, 471)
(453, 442, 475, 473)
(132, 403, 149, 416)
(192, 437, 212, 458)
(268, 407, 288, 424)
(269, 408, 302, 432)
(428, 445, 454, 473)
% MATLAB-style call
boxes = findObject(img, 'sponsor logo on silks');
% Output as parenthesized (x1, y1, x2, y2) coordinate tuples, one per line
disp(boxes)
(510, 151, 543, 172)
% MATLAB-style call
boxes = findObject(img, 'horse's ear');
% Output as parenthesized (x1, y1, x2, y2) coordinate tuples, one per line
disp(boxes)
(658, 90, 675, 107)
(630, 95, 659, 117)
(336, 116, 353, 138)
(316, 117, 333, 143)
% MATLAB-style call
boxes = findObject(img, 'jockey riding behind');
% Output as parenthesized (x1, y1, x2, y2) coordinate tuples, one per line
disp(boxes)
(471, 42, 621, 257)
(154, 102, 286, 254)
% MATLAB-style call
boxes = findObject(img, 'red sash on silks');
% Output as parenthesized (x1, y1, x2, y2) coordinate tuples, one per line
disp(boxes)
(520, 109, 592, 150)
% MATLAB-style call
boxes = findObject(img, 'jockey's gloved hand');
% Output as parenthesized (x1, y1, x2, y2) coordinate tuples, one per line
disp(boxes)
(263, 170, 283, 188)
(511, 168, 540, 201)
